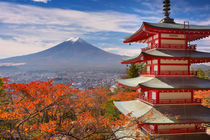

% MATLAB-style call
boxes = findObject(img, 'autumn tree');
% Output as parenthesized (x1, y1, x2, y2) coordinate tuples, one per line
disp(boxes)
(194, 90, 210, 107)
(0, 79, 142, 140)
(194, 68, 209, 107)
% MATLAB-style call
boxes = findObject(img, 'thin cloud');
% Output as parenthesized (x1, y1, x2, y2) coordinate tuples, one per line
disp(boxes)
(0, 2, 140, 33)
(104, 47, 141, 56)
(32, 0, 51, 3)
(0, 2, 144, 58)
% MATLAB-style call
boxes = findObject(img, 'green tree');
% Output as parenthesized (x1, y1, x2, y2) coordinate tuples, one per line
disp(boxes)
(127, 64, 139, 78)
(0, 77, 3, 93)
(0, 77, 6, 105)
(137, 64, 146, 72)
(197, 68, 208, 79)
(191, 67, 195, 73)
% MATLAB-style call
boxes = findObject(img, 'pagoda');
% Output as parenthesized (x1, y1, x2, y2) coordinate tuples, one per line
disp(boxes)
(114, 0, 210, 139)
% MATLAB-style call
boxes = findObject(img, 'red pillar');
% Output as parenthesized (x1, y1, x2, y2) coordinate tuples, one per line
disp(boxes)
(158, 58, 160, 75)
(191, 90, 194, 103)
(154, 124, 158, 133)
(188, 60, 190, 75)
(158, 33, 161, 48)
(156, 91, 159, 104)
(185, 32, 188, 49)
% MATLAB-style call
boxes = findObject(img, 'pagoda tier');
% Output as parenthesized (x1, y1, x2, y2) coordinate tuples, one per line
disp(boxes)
(114, 100, 210, 136)
(122, 49, 210, 64)
(118, 76, 210, 105)
(118, 76, 210, 90)
(124, 22, 210, 44)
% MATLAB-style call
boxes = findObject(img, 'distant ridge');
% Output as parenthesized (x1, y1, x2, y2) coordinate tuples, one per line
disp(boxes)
(0, 37, 124, 71)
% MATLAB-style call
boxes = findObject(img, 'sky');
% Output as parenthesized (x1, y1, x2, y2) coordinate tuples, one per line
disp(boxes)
(0, 0, 209, 59)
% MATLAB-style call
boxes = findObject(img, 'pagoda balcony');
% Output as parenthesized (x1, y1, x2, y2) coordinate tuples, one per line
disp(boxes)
(159, 71, 197, 76)
(142, 44, 197, 51)
(139, 95, 201, 105)
(187, 44, 197, 50)
(142, 125, 206, 135)
(160, 44, 197, 50)
(140, 71, 158, 76)
(142, 45, 157, 52)
(140, 71, 197, 76)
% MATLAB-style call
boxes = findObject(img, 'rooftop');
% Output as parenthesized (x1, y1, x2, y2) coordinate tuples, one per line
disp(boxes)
(144, 22, 210, 31)
(122, 49, 210, 64)
(144, 49, 210, 58)
(114, 100, 210, 124)
(118, 76, 210, 90)
(124, 22, 210, 43)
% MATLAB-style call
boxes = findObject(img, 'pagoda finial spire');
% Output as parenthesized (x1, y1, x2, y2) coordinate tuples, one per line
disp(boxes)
(160, 0, 175, 23)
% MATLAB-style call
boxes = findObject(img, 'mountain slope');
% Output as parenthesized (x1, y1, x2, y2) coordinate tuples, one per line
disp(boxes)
(0, 37, 124, 71)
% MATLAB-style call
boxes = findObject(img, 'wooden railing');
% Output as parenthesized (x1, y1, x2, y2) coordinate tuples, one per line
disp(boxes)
(141, 44, 197, 51)
(161, 44, 197, 50)
(159, 71, 197, 76)
(158, 98, 201, 104)
(143, 125, 206, 135)
(142, 44, 158, 51)
(139, 95, 201, 104)
(140, 71, 197, 76)
(140, 71, 158, 76)
(161, 44, 185, 50)
(139, 95, 156, 104)
(187, 44, 197, 50)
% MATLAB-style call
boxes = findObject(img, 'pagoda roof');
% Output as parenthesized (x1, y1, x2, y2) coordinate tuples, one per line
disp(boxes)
(122, 49, 210, 64)
(144, 49, 210, 58)
(145, 22, 210, 31)
(114, 100, 210, 124)
(124, 22, 210, 43)
(118, 76, 210, 90)
(118, 76, 154, 89)
(122, 54, 141, 62)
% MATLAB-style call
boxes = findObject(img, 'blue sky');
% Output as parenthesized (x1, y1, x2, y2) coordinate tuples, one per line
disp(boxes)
(0, 0, 209, 58)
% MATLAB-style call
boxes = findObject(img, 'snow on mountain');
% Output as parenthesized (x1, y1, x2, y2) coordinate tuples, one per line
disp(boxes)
(66, 37, 81, 42)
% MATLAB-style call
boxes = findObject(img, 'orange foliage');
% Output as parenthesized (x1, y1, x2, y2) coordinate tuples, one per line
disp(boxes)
(110, 91, 138, 101)
(0, 79, 136, 139)
(194, 90, 210, 107)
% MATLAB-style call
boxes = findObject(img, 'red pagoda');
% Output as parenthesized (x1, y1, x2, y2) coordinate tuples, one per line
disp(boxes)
(114, 0, 210, 139)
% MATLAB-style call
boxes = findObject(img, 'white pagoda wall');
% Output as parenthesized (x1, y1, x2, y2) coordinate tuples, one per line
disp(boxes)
(159, 92, 191, 100)
(160, 65, 188, 71)
(161, 34, 186, 39)
(160, 33, 186, 45)
(159, 59, 189, 71)
(160, 59, 188, 64)
(161, 39, 186, 45)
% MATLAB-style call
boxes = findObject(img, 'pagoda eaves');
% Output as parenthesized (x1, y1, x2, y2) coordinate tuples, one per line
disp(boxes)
(124, 22, 210, 43)
(122, 49, 210, 64)
(118, 76, 210, 90)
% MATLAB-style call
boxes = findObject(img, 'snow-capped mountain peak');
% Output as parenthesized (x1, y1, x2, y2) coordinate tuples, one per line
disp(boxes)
(66, 37, 81, 42)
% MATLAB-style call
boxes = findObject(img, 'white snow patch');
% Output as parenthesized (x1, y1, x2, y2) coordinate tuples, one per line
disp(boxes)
(66, 37, 80, 42)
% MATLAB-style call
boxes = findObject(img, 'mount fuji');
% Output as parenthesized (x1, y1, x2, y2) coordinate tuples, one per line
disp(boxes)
(0, 37, 124, 71)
